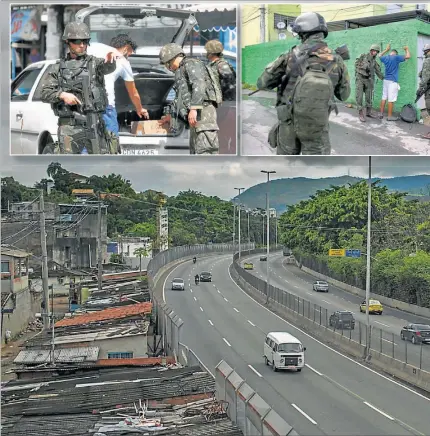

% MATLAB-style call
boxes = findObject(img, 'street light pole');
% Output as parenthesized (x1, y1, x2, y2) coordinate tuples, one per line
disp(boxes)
(275, 217, 278, 249)
(247, 210, 250, 247)
(234, 188, 244, 258)
(233, 203, 236, 249)
(261, 170, 276, 304)
(365, 156, 372, 360)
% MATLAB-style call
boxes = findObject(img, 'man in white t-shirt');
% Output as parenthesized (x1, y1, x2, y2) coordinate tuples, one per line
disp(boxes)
(87, 34, 149, 150)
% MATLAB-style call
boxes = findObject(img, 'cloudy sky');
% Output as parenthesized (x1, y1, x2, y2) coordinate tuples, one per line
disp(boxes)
(2, 155, 430, 200)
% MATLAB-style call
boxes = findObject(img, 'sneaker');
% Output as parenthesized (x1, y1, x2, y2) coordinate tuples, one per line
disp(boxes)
(387, 116, 400, 121)
(378, 113, 384, 119)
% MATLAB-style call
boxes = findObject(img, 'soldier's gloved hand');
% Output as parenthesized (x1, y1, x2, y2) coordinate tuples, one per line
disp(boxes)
(60, 92, 82, 106)
(105, 51, 121, 63)
(188, 109, 198, 127)
(159, 114, 171, 126)
(137, 108, 150, 120)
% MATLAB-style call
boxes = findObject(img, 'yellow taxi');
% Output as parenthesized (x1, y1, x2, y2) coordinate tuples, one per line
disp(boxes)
(244, 262, 254, 270)
(360, 299, 383, 315)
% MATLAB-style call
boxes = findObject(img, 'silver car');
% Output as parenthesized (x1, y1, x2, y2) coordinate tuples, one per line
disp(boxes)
(313, 281, 329, 292)
(171, 278, 185, 291)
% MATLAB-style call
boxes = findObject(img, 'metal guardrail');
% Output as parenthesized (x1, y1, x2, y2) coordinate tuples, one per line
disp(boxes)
(147, 243, 255, 359)
(233, 253, 430, 372)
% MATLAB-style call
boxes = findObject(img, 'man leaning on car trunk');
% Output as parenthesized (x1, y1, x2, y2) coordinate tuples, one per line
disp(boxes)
(158, 43, 222, 154)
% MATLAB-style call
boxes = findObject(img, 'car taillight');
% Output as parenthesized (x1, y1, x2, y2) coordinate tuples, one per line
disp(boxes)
(416, 332, 421, 336)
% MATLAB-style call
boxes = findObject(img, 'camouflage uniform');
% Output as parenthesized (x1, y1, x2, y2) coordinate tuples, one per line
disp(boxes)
(160, 43, 222, 155)
(418, 45, 430, 113)
(41, 22, 116, 154)
(257, 33, 350, 155)
(355, 46, 384, 113)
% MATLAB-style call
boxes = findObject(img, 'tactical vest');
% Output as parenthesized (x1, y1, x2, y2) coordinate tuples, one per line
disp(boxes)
(52, 55, 108, 118)
(182, 58, 222, 105)
(213, 58, 236, 101)
(355, 54, 372, 78)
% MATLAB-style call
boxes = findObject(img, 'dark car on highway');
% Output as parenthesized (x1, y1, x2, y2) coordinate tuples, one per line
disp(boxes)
(400, 324, 430, 344)
(199, 271, 212, 282)
(260, 255, 267, 261)
(329, 311, 355, 330)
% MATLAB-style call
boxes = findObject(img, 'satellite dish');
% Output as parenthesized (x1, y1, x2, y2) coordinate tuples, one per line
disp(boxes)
(278, 33, 287, 40)
(276, 21, 286, 30)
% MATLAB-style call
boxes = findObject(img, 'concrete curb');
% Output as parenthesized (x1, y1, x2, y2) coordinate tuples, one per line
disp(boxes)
(230, 262, 430, 394)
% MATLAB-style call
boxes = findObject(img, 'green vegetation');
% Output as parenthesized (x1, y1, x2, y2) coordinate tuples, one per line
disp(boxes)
(279, 181, 430, 308)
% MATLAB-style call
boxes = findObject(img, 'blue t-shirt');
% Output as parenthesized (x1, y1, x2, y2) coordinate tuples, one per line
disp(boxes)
(380, 55, 405, 83)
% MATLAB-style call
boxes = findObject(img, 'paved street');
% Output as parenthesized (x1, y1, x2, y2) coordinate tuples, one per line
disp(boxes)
(163, 254, 430, 436)
(241, 90, 430, 156)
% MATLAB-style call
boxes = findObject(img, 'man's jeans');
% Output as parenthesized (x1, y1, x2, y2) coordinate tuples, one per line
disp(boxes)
(103, 105, 119, 136)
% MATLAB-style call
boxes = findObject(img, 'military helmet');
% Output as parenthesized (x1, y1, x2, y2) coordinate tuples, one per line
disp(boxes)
(63, 22, 91, 41)
(159, 43, 185, 64)
(423, 44, 430, 53)
(370, 44, 381, 52)
(291, 12, 328, 38)
(205, 40, 224, 54)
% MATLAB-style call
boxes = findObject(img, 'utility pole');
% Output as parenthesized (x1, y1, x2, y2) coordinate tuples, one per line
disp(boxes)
(234, 188, 244, 258)
(275, 217, 278, 248)
(247, 210, 250, 247)
(261, 170, 276, 304)
(260, 4, 266, 43)
(365, 157, 372, 360)
(50, 283, 55, 365)
(97, 196, 103, 292)
(39, 190, 50, 330)
(233, 203, 236, 250)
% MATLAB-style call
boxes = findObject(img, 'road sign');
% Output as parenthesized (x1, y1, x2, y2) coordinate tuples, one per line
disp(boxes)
(346, 249, 361, 258)
(329, 249, 345, 257)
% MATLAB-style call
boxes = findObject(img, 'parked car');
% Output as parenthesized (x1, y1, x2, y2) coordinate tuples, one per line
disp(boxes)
(10, 6, 222, 155)
(244, 262, 254, 270)
(359, 299, 383, 315)
(400, 324, 430, 344)
(260, 255, 267, 261)
(329, 311, 355, 330)
(171, 278, 185, 291)
(199, 271, 212, 282)
(313, 280, 329, 292)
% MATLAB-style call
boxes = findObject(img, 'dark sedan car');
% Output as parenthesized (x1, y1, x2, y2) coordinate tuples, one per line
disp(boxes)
(199, 271, 212, 282)
(400, 324, 430, 344)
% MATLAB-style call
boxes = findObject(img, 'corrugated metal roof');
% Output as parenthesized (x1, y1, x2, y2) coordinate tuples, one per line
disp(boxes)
(14, 347, 100, 364)
(1, 246, 31, 258)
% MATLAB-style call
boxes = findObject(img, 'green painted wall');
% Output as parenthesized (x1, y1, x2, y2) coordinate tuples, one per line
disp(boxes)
(243, 19, 430, 112)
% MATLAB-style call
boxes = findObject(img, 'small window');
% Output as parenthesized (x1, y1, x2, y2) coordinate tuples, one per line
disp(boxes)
(107, 352, 134, 359)
(11, 66, 43, 102)
(1, 261, 10, 273)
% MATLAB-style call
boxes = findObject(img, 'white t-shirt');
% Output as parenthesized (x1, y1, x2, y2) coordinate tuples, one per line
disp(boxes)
(86, 42, 134, 107)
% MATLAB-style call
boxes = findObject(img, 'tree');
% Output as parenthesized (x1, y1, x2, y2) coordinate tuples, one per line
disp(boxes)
(134, 247, 149, 273)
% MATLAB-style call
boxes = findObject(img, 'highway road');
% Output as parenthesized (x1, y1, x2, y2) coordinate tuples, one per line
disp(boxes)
(242, 253, 430, 371)
(164, 254, 430, 436)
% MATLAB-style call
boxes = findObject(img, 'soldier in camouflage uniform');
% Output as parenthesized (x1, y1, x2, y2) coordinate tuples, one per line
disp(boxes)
(41, 22, 118, 154)
(355, 44, 384, 122)
(204, 40, 236, 101)
(417, 44, 430, 139)
(256, 12, 350, 155)
(158, 43, 222, 154)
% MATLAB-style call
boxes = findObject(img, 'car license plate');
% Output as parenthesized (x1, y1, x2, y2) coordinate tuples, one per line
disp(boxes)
(121, 149, 159, 155)
(286, 366, 296, 369)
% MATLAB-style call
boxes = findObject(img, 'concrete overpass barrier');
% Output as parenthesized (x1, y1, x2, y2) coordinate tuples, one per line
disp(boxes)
(216, 360, 299, 436)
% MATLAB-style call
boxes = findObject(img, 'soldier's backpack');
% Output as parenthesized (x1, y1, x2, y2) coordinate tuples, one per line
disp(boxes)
(215, 59, 237, 101)
(290, 47, 336, 141)
(400, 104, 417, 123)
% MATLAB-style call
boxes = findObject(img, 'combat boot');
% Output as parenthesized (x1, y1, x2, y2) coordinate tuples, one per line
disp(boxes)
(359, 110, 366, 123)
(366, 107, 378, 118)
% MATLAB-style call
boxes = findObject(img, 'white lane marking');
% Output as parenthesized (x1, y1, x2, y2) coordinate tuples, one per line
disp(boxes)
(194, 296, 197, 301)
(305, 364, 323, 376)
(224, 297, 229, 302)
(381, 338, 397, 345)
(234, 308, 240, 313)
(208, 320, 214, 326)
(375, 321, 390, 328)
(306, 292, 313, 295)
(223, 338, 231, 347)
(291, 404, 318, 425)
(248, 364, 263, 377)
(248, 320, 256, 327)
(226, 264, 430, 403)
(364, 402, 394, 421)
(190, 289, 193, 293)
(200, 306, 204, 312)
(217, 290, 221, 294)
(322, 300, 331, 304)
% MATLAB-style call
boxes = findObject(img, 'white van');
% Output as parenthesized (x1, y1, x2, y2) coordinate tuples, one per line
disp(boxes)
(264, 332, 306, 372)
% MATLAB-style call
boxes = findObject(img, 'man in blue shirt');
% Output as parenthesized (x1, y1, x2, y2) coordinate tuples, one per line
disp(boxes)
(378, 44, 410, 120)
